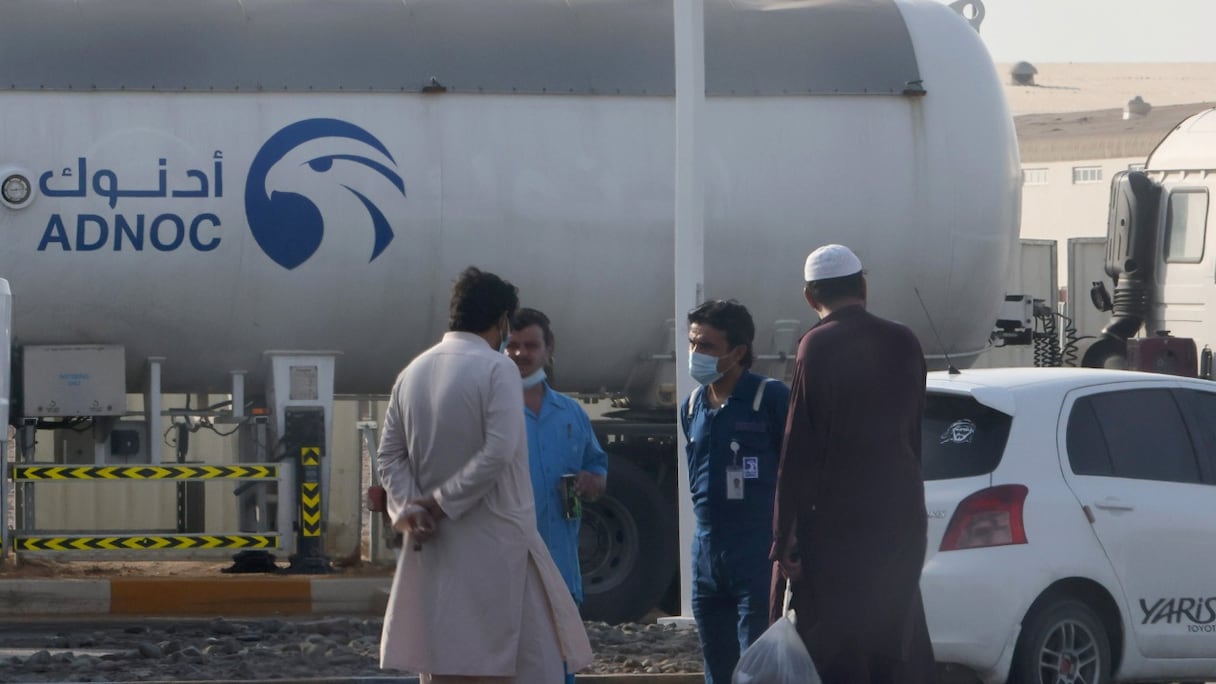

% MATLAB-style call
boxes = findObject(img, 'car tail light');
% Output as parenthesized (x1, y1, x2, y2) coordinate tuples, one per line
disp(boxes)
(939, 484, 1029, 551)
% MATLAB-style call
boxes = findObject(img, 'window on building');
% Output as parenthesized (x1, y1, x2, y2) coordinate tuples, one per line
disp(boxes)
(1023, 168, 1049, 186)
(1128, 162, 1146, 172)
(1164, 189, 1208, 263)
(1072, 166, 1103, 184)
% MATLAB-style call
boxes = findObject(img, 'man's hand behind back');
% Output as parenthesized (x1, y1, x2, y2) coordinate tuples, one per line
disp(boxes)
(395, 501, 438, 544)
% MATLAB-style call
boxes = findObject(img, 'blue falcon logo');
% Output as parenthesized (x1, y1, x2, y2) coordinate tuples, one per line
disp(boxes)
(245, 118, 405, 270)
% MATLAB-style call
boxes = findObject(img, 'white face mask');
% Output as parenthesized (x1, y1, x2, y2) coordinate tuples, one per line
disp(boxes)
(689, 351, 723, 386)
(521, 368, 547, 389)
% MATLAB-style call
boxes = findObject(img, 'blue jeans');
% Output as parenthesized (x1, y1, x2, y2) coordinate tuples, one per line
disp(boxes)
(691, 530, 772, 684)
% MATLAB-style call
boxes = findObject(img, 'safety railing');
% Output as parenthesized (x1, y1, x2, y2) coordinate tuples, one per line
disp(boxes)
(1, 461, 296, 559)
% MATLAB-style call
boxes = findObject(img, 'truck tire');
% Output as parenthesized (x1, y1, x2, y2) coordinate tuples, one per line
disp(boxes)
(1009, 598, 1111, 684)
(579, 453, 677, 624)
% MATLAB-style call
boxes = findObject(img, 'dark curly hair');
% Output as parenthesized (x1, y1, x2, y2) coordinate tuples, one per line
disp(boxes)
(449, 266, 519, 333)
(687, 299, 755, 368)
(510, 307, 554, 350)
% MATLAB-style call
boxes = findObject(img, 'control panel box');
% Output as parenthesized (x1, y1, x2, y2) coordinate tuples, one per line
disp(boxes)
(54, 419, 147, 464)
(22, 345, 126, 417)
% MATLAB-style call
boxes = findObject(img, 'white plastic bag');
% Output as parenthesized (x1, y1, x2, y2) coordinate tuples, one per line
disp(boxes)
(732, 586, 821, 684)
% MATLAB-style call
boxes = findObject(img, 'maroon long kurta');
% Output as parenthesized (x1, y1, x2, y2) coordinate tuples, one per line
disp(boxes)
(770, 304, 935, 683)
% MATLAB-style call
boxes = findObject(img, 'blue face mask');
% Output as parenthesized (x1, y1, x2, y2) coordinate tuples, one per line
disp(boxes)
(521, 368, 547, 389)
(689, 351, 723, 386)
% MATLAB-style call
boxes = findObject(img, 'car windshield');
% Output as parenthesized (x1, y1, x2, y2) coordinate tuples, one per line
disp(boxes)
(923, 392, 1012, 480)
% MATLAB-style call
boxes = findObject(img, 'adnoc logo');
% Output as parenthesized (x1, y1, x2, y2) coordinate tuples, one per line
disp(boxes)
(245, 118, 406, 270)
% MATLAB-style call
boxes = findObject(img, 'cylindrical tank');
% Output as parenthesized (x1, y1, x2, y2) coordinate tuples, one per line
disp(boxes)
(0, 0, 1019, 401)
(1146, 108, 1216, 171)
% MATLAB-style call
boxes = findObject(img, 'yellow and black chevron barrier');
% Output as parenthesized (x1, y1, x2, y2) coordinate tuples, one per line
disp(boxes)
(11, 464, 278, 481)
(283, 408, 332, 574)
(299, 448, 322, 538)
(13, 534, 279, 552)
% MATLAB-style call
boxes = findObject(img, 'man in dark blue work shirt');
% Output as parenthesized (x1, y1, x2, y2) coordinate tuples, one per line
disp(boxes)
(680, 299, 790, 684)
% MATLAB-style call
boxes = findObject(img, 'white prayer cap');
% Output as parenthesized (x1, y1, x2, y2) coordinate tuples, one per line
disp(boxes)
(804, 244, 863, 282)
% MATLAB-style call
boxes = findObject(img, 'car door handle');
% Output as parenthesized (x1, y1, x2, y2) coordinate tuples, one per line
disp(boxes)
(1093, 498, 1135, 512)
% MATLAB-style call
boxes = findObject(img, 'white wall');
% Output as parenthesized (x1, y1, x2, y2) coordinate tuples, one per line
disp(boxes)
(1067, 237, 1111, 362)
(1019, 156, 1144, 288)
(973, 239, 1056, 368)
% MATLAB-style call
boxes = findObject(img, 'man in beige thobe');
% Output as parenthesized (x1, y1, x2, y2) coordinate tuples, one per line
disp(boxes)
(377, 267, 592, 684)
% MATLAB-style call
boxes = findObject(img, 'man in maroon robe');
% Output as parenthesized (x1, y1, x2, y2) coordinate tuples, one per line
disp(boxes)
(770, 244, 936, 683)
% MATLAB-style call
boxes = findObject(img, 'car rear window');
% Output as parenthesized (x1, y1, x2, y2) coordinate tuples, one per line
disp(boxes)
(922, 392, 1012, 480)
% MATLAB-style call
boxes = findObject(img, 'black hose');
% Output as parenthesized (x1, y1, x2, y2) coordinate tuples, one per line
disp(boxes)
(1059, 313, 1080, 367)
(1033, 311, 1060, 367)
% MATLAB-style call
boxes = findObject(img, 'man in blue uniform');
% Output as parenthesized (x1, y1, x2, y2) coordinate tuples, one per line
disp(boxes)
(680, 299, 790, 684)
(507, 308, 608, 684)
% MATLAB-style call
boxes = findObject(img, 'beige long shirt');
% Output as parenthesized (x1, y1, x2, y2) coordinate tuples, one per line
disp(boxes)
(377, 331, 592, 676)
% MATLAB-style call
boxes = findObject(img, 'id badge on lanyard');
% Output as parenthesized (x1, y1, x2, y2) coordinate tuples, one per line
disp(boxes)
(726, 439, 744, 500)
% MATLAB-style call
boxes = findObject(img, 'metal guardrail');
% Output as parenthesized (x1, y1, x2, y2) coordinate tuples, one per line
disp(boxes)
(14, 533, 279, 552)
(13, 464, 278, 481)
(2, 461, 295, 559)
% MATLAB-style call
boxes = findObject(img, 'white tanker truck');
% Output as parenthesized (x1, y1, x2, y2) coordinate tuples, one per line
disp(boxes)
(1082, 108, 1216, 377)
(0, 0, 1019, 622)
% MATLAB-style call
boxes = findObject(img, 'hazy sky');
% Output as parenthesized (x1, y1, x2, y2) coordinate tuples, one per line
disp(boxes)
(941, 0, 1216, 63)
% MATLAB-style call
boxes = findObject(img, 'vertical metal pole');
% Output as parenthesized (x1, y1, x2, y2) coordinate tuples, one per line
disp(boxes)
(144, 358, 164, 465)
(0, 279, 10, 563)
(230, 371, 246, 419)
(277, 456, 296, 557)
(673, 0, 706, 619)
(1, 432, 7, 564)
(254, 417, 270, 529)
(175, 421, 188, 533)
(359, 417, 384, 565)
(17, 422, 35, 533)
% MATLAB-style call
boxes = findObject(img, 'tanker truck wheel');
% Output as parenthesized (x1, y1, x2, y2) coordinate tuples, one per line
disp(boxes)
(579, 453, 677, 624)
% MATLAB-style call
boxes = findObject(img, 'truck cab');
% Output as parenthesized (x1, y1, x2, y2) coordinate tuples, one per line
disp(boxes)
(1084, 108, 1216, 373)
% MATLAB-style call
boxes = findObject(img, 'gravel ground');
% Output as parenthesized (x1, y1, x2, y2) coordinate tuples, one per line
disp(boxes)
(0, 617, 703, 682)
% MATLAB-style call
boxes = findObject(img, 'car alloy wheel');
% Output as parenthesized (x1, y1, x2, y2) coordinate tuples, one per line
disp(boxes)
(1012, 599, 1111, 684)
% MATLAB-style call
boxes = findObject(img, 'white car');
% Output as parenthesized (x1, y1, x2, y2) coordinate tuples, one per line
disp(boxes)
(921, 367, 1216, 684)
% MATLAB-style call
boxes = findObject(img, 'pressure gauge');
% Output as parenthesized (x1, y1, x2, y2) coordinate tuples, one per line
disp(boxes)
(1, 173, 32, 208)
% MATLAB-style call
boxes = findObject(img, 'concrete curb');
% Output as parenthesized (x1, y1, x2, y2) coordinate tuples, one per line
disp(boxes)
(0, 579, 111, 614)
(0, 576, 391, 617)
